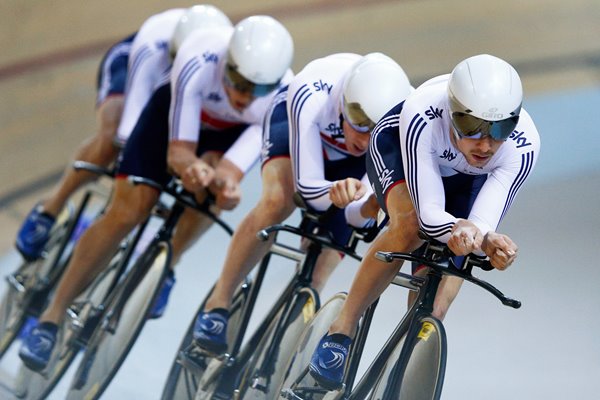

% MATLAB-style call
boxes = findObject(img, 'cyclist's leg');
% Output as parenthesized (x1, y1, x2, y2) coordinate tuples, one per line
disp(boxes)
(308, 185, 421, 388)
(310, 249, 343, 292)
(330, 185, 420, 335)
(42, 96, 123, 216)
(41, 179, 158, 324)
(204, 157, 296, 311)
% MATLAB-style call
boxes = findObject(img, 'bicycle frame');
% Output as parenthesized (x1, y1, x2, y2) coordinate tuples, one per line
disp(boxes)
(176, 207, 371, 399)
(178, 228, 316, 397)
(344, 270, 439, 399)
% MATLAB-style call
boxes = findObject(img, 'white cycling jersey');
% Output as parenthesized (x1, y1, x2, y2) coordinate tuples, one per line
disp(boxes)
(287, 53, 373, 223)
(116, 8, 184, 145)
(169, 27, 293, 174)
(395, 74, 541, 241)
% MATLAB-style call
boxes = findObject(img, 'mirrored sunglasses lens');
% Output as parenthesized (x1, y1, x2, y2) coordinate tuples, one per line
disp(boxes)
(343, 100, 374, 133)
(452, 113, 519, 141)
(225, 64, 278, 97)
(489, 116, 519, 140)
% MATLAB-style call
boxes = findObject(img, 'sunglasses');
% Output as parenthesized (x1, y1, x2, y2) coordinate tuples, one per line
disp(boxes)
(451, 112, 519, 141)
(224, 63, 280, 97)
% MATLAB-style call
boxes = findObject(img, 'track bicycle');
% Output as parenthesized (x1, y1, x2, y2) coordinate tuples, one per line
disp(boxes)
(0, 161, 114, 363)
(53, 176, 234, 400)
(160, 195, 379, 400)
(278, 232, 522, 400)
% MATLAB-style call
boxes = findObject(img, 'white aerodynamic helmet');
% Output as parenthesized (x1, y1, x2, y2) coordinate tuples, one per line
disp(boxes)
(224, 15, 293, 96)
(342, 52, 412, 132)
(448, 54, 522, 140)
(170, 5, 232, 59)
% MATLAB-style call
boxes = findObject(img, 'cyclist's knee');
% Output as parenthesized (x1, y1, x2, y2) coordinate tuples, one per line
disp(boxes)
(105, 183, 156, 229)
(432, 276, 462, 321)
(257, 190, 294, 222)
(312, 249, 343, 292)
(431, 303, 450, 321)
(388, 211, 421, 250)
(96, 97, 124, 140)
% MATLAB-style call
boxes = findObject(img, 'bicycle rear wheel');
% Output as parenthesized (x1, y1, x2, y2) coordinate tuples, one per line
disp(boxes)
(276, 292, 347, 400)
(13, 247, 124, 400)
(160, 280, 249, 400)
(0, 204, 75, 359)
(64, 241, 170, 400)
(368, 316, 446, 400)
(237, 286, 320, 400)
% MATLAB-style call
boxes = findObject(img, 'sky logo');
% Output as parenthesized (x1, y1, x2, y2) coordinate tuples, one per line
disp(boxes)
(510, 130, 532, 148)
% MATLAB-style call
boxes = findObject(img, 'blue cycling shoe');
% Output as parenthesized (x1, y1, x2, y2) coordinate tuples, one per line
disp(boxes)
(18, 322, 58, 372)
(148, 270, 176, 319)
(18, 316, 38, 340)
(193, 308, 229, 354)
(309, 333, 352, 390)
(16, 205, 56, 261)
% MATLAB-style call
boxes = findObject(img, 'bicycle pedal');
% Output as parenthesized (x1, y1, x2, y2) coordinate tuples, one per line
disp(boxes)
(177, 344, 210, 376)
(280, 388, 303, 400)
(323, 387, 345, 400)
(281, 382, 344, 400)
(250, 376, 268, 391)
(6, 273, 27, 293)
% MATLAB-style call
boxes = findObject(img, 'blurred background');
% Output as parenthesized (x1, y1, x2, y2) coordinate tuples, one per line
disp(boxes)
(0, 0, 599, 399)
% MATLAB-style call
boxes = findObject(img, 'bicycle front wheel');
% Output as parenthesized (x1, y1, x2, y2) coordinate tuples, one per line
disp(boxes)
(276, 292, 347, 400)
(64, 241, 170, 400)
(160, 280, 249, 400)
(237, 286, 320, 400)
(368, 316, 447, 400)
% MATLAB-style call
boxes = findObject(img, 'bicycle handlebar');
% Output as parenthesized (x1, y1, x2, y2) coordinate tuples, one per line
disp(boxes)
(72, 160, 116, 178)
(257, 193, 380, 261)
(127, 175, 234, 236)
(375, 232, 521, 309)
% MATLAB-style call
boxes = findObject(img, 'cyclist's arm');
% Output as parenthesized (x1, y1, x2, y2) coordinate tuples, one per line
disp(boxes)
(222, 124, 262, 175)
(287, 82, 330, 211)
(399, 112, 455, 241)
(344, 174, 378, 228)
(210, 157, 245, 211)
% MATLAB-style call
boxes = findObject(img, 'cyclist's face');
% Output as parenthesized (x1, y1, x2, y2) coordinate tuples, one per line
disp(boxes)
(452, 128, 504, 168)
(223, 82, 256, 112)
(342, 120, 370, 156)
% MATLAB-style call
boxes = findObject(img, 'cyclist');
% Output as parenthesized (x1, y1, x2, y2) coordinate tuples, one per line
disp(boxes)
(18, 14, 293, 372)
(193, 52, 413, 355)
(14, 33, 134, 261)
(14, 5, 230, 262)
(309, 54, 541, 389)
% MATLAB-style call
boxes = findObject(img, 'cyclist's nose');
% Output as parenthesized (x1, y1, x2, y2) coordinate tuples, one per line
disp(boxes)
(476, 136, 494, 152)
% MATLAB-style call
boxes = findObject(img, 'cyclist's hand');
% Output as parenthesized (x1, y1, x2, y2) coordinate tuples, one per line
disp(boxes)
(211, 177, 241, 210)
(182, 160, 214, 192)
(448, 219, 483, 256)
(329, 178, 366, 208)
(481, 232, 518, 270)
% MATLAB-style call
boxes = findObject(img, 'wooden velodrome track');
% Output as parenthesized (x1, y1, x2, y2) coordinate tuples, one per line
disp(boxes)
(1, 0, 600, 254)
(0, 1, 600, 399)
